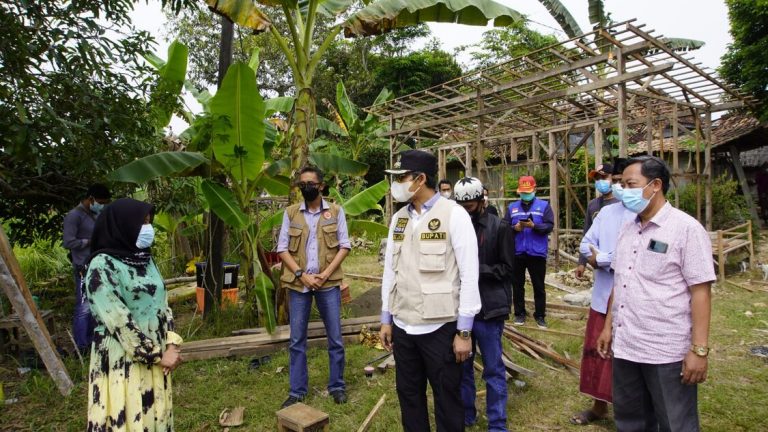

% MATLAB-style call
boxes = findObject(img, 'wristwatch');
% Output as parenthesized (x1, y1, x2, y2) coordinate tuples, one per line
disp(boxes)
(456, 330, 472, 339)
(294, 269, 304, 278)
(691, 344, 710, 357)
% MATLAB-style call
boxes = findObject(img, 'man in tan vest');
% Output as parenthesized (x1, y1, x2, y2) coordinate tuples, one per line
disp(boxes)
(379, 150, 480, 432)
(277, 166, 351, 408)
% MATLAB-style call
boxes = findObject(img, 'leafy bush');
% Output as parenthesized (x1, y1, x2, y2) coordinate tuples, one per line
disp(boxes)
(13, 239, 70, 287)
(677, 174, 753, 229)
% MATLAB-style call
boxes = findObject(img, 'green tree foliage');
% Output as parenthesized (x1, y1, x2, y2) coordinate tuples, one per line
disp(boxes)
(720, 0, 768, 120)
(0, 1, 161, 243)
(457, 20, 559, 69)
(372, 42, 463, 97)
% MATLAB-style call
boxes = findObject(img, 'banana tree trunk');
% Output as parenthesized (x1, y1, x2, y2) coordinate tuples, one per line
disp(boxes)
(290, 86, 316, 203)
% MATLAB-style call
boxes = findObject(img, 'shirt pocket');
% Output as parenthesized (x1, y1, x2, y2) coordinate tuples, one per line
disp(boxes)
(288, 227, 302, 253)
(418, 241, 447, 272)
(421, 282, 455, 319)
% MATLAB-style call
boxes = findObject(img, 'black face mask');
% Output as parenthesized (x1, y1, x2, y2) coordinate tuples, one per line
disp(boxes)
(300, 185, 320, 202)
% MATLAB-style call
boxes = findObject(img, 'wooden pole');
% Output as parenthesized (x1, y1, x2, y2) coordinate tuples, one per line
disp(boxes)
(704, 110, 713, 230)
(476, 93, 487, 183)
(564, 132, 572, 230)
(717, 229, 725, 282)
(672, 108, 680, 207)
(548, 132, 560, 267)
(748, 219, 755, 269)
(617, 49, 628, 158)
(646, 101, 653, 155)
(0, 227, 73, 395)
(729, 145, 761, 225)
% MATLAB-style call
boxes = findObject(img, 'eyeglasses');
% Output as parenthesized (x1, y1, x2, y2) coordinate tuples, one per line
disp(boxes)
(297, 182, 319, 189)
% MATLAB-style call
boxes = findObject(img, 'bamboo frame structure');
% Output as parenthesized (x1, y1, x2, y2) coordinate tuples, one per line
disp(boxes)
(367, 21, 754, 265)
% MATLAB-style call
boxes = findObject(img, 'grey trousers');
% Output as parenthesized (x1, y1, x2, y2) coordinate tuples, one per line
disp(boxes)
(613, 358, 699, 432)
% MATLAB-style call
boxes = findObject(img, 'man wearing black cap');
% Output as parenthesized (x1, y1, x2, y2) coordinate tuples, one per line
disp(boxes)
(575, 162, 622, 279)
(379, 149, 480, 432)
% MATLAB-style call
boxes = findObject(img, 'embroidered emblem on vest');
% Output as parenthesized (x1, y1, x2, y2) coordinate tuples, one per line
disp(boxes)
(393, 233, 405, 241)
(421, 232, 446, 240)
(322, 210, 332, 220)
(428, 218, 441, 231)
(394, 217, 408, 233)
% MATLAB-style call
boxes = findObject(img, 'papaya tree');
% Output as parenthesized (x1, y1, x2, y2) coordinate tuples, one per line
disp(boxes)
(203, 0, 525, 201)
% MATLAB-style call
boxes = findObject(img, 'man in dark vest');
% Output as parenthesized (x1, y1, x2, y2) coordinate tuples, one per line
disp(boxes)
(379, 150, 480, 432)
(505, 176, 554, 329)
(454, 177, 514, 431)
(62, 183, 111, 351)
(277, 166, 351, 408)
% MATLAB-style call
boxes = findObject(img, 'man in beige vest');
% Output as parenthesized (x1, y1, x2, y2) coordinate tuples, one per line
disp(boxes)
(277, 166, 351, 408)
(379, 150, 480, 432)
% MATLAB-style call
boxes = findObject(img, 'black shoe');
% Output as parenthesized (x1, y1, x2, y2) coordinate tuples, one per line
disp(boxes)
(535, 317, 548, 329)
(330, 389, 347, 404)
(281, 395, 304, 409)
(513, 315, 525, 325)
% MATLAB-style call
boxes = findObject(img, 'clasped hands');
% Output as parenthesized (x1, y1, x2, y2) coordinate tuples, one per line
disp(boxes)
(299, 272, 329, 290)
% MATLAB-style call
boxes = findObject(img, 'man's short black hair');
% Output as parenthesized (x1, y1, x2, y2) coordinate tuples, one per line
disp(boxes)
(625, 155, 671, 194)
(413, 172, 436, 189)
(298, 166, 324, 184)
(612, 158, 629, 175)
(438, 179, 452, 189)
(87, 183, 111, 200)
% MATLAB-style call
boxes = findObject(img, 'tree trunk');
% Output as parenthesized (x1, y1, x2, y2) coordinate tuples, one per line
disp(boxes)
(290, 86, 316, 203)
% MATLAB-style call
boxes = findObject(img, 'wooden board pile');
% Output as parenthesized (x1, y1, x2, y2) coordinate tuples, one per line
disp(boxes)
(181, 315, 380, 361)
(503, 324, 580, 374)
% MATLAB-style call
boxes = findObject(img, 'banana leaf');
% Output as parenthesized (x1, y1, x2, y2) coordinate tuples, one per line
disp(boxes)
(149, 41, 188, 129)
(335, 81, 358, 128)
(309, 153, 368, 177)
(108, 152, 209, 184)
(256, 173, 291, 196)
(658, 37, 705, 53)
(254, 271, 277, 332)
(342, 179, 388, 216)
(587, 0, 605, 26)
(259, 209, 285, 233)
(265, 97, 295, 116)
(205, 0, 272, 32)
(316, 115, 348, 137)
(209, 62, 266, 181)
(265, 158, 291, 177)
(201, 180, 250, 230)
(347, 219, 389, 238)
(536, 0, 584, 38)
(344, 0, 524, 37)
(328, 187, 346, 204)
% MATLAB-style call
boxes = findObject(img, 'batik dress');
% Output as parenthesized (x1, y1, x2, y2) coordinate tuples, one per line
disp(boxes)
(85, 254, 183, 432)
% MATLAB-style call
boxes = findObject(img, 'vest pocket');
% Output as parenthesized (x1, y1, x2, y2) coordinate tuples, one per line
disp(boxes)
(421, 282, 455, 319)
(288, 227, 302, 253)
(321, 224, 340, 249)
(392, 242, 402, 268)
(418, 241, 447, 272)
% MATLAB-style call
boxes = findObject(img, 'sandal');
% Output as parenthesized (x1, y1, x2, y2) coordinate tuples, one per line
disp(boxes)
(569, 410, 602, 425)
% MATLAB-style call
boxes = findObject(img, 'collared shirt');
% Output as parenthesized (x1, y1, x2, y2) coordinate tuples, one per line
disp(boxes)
(578, 195, 619, 266)
(62, 203, 97, 266)
(276, 199, 351, 292)
(381, 193, 481, 334)
(611, 202, 715, 364)
(579, 202, 635, 313)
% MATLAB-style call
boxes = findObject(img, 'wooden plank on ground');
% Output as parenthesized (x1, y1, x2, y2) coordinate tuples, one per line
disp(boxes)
(225, 335, 359, 360)
(377, 353, 396, 372)
(501, 351, 536, 377)
(525, 299, 590, 313)
(0, 226, 73, 395)
(544, 277, 578, 294)
(344, 273, 383, 283)
(232, 315, 379, 336)
(516, 325, 583, 338)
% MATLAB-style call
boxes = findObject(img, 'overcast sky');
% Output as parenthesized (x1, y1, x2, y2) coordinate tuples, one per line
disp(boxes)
(129, 0, 732, 131)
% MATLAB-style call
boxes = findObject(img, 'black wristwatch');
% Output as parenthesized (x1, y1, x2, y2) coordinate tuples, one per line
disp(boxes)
(456, 330, 472, 339)
(294, 269, 304, 278)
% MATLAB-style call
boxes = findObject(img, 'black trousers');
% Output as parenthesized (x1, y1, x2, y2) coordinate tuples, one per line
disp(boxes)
(613, 358, 699, 432)
(393, 322, 464, 432)
(511, 254, 547, 318)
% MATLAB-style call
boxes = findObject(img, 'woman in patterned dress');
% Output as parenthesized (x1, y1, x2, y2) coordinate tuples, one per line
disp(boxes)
(84, 198, 182, 431)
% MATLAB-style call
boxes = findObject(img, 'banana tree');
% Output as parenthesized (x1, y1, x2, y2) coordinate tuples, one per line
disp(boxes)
(204, 0, 524, 201)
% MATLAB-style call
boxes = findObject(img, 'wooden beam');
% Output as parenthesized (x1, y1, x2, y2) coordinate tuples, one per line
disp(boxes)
(548, 132, 560, 267)
(705, 110, 713, 231)
(729, 146, 761, 226)
(0, 226, 73, 395)
(383, 64, 674, 137)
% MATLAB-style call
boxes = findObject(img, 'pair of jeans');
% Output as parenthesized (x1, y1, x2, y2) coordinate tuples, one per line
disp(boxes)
(288, 287, 345, 397)
(72, 264, 95, 350)
(461, 319, 508, 431)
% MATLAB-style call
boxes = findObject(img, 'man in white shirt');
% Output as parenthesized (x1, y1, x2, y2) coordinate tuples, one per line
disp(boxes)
(380, 150, 481, 432)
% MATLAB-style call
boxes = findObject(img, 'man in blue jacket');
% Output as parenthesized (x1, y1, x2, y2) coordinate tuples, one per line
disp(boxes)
(504, 176, 554, 328)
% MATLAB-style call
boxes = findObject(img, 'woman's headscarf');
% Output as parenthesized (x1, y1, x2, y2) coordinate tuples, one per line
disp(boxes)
(86, 198, 154, 266)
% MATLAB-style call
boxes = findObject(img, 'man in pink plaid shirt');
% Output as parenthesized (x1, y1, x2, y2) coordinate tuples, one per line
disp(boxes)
(597, 155, 714, 432)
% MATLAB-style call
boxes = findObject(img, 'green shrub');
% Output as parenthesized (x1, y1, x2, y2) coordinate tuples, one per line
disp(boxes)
(677, 174, 753, 230)
(13, 239, 70, 286)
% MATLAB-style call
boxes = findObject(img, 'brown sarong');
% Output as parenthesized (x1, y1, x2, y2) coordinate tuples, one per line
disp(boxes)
(579, 308, 612, 403)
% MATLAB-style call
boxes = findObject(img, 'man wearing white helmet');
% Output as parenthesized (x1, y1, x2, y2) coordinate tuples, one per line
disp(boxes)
(454, 177, 514, 431)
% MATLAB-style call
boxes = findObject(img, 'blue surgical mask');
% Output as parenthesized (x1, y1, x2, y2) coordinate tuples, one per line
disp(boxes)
(621, 181, 656, 214)
(595, 179, 612, 194)
(90, 201, 104, 214)
(520, 192, 535, 202)
(611, 183, 624, 200)
(136, 224, 155, 249)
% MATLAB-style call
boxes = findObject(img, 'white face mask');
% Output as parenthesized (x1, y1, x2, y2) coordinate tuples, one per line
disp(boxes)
(136, 224, 155, 249)
(440, 191, 452, 199)
(391, 180, 420, 202)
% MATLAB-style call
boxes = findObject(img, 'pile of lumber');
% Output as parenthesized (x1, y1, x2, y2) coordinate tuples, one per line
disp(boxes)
(503, 324, 580, 374)
(181, 315, 380, 361)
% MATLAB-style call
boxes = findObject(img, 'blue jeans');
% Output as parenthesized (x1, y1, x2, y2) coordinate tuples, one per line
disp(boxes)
(461, 319, 508, 431)
(288, 287, 345, 397)
(72, 264, 95, 350)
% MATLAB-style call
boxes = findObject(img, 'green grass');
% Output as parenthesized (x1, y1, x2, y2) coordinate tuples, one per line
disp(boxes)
(1, 253, 767, 431)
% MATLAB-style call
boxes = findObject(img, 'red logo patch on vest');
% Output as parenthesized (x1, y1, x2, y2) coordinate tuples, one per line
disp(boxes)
(322, 210, 332, 219)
